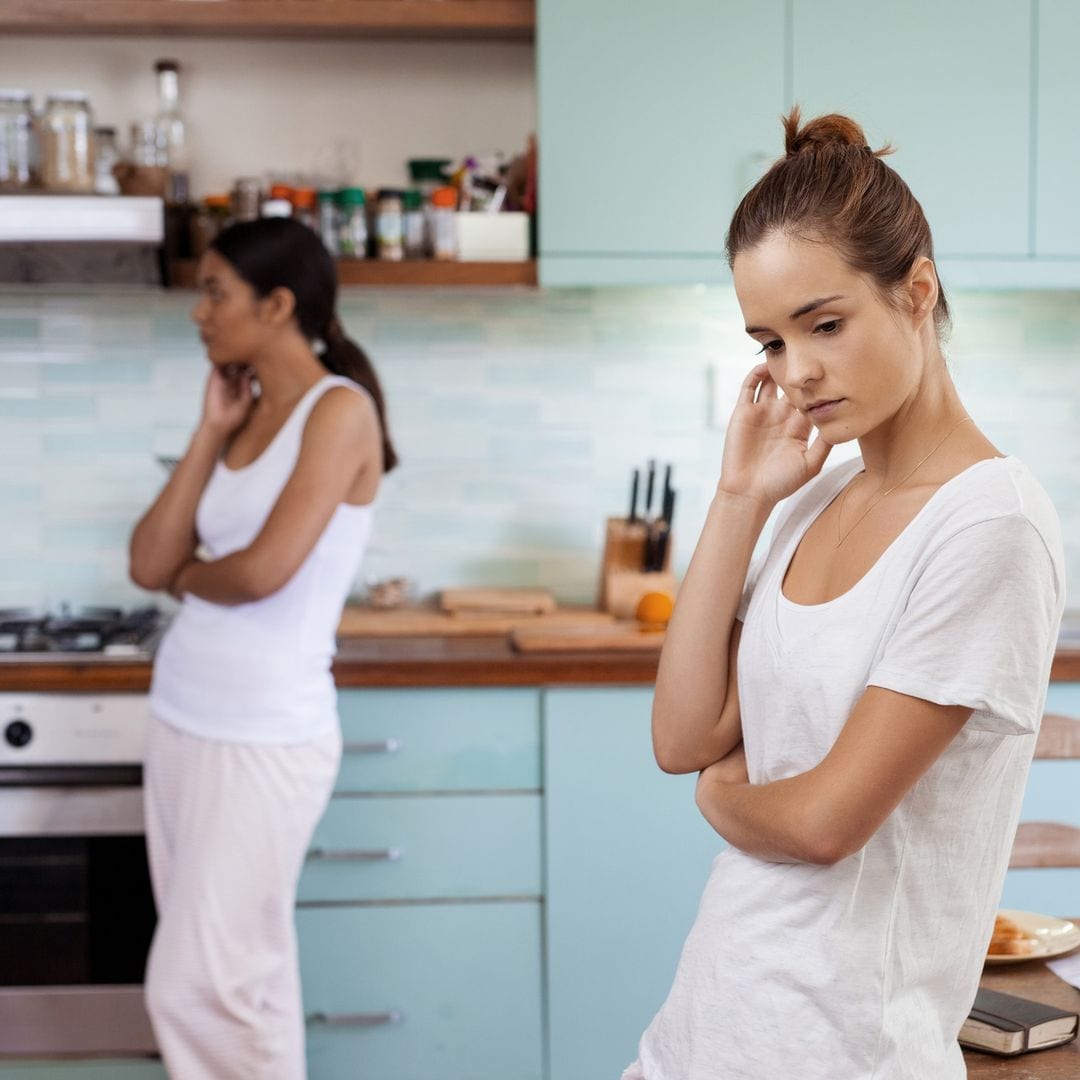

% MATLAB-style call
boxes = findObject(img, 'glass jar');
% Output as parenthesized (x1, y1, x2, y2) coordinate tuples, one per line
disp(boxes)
(42, 91, 94, 193)
(0, 90, 34, 191)
(318, 190, 340, 257)
(402, 188, 426, 259)
(260, 198, 292, 219)
(429, 185, 459, 261)
(337, 187, 368, 259)
(92, 126, 120, 195)
(376, 189, 404, 261)
(231, 176, 262, 223)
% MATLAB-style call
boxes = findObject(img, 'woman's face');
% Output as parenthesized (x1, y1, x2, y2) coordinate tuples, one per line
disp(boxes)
(732, 231, 923, 444)
(190, 249, 271, 368)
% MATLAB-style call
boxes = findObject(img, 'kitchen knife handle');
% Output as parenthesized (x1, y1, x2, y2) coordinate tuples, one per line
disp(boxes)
(307, 1009, 405, 1028)
(342, 738, 402, 754)
(307, 846, 404, 862)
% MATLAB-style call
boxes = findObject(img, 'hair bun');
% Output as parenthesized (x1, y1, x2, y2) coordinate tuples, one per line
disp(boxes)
(783, 105, 889, 158)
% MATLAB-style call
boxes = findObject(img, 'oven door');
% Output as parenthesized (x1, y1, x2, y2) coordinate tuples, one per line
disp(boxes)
(0, 765, 158, 1057)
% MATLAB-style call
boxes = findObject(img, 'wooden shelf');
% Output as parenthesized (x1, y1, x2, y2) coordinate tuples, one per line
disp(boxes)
(0, 0, 534, 39)
(168, 258, 537, 289)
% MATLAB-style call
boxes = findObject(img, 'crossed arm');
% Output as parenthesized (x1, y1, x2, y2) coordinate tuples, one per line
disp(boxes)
(693, 684, 971, 866)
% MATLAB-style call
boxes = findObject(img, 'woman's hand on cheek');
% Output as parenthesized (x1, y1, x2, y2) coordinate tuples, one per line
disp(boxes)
(201, 364, 255, 436)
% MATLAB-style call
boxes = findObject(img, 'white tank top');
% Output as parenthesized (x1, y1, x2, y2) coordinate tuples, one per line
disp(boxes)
(150, 375, 377, 744)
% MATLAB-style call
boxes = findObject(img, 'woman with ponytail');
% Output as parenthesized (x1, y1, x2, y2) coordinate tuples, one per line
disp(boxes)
(625, 110, 1063, 1079)
(129, 217, 397, 1078)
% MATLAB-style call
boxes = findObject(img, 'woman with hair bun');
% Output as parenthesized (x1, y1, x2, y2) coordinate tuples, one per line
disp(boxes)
(129, 217, 397, 1078)
(625, 109, 1064, 1079)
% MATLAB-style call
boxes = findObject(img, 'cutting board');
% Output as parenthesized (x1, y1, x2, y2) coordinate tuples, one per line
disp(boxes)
(510, 623, 666, 653)
(338, 604, 615, 638)
(439, 587, 557, 615)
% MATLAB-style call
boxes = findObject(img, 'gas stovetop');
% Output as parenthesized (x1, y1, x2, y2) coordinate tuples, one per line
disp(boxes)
(0, 606, 164, 662)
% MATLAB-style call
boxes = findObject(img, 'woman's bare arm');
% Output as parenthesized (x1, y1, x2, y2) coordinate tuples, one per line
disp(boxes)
(129, 366, 253, 591)
(652, 363, 832, 774)
(171, 387, 379, 605)
(694, 687, 970, 864)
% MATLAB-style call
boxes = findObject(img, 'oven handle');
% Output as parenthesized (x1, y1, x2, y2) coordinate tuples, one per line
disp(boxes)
(0, 765, 142, 788)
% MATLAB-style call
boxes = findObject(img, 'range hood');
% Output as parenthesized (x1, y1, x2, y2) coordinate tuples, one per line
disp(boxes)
(0, 195, 165, 286)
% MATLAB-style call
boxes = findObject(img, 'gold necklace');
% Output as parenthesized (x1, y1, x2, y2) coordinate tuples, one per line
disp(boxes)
(835, 416, 974, 548)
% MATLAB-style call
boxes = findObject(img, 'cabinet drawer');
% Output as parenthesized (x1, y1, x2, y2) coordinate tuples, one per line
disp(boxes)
(335, 689, 541, 793)
(298, 794, 541, 902)
(299, 903, 543, 1080)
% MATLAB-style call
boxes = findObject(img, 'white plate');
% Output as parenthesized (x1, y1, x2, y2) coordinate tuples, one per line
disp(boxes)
(985, 909, 1080, 966)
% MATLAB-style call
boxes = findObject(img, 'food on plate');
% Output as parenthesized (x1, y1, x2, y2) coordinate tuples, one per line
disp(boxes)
(988, 913, 1038, 956)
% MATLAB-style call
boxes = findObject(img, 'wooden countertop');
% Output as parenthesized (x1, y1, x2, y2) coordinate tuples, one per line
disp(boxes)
(969, 948, 1080, 1078)
(0, 639, 1076, 693)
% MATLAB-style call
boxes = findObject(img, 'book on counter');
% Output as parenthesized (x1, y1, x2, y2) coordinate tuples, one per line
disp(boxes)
(959, 987, 1079, 1056)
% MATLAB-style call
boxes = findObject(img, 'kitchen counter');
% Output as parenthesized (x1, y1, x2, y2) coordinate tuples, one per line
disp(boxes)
(969, 949, 1080, 1078)
(0, 638, 1077, 692)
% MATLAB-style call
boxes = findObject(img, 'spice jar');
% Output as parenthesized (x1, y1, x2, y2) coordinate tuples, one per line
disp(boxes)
(337, 187, 368, 259)
(190, 194, 232, 257)
(318, 190, 340, 257)
(0, 90, 34, 191)
(375, 189, 404, 261)
(429, 186, 459, 261)
(231, 177, 261, 223)
(402, 188, 426, 259)
(92, 126, 120, 195)
(42, 91, 95, 192)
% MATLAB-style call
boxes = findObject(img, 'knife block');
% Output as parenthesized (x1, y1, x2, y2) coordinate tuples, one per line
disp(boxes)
(597, 516, 676, 619)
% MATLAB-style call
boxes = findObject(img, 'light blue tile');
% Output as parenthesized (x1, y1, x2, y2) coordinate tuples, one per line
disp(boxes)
(42, 361, 153, 385)
(0, 397, 96, 419)
(0, 482, 42, 503)
(0, 318, 39, 339)
(44, 431, 152, 455)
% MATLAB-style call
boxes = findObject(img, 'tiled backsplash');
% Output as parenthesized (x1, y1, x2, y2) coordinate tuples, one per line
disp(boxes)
(0, 287, 1077, 610)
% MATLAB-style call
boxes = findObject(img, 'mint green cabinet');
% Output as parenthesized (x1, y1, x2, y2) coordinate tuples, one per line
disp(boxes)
(543, 688, 722, 1080)
(298, 688, 544, 1080)
(1035, 0, 1080, 256)
(538, 0, 786, 285)
(791, 0, 1031, 259)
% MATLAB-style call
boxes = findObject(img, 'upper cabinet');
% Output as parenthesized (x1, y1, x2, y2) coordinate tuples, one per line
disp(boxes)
(792, 0, 1031, 260)
(0, 0, 534, 39)
(1035, 0, 1080, 257)
(538, 0, 1080, 287)
(538, 0, 786, 286)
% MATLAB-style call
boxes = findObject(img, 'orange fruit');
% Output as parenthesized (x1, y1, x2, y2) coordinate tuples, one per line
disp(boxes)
(635, 591, 674, 630)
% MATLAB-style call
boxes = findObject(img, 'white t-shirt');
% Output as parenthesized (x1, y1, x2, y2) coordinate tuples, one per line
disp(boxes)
(626, 455, 1065, 1080)
(150, 376, 376, 744)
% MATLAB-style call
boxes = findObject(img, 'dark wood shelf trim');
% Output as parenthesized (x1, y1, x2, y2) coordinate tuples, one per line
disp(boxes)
(0, 0, 534, 39)
(169, 258, 537, 289)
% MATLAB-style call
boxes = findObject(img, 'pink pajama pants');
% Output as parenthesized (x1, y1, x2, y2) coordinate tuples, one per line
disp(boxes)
(143, 715, 340, 1079)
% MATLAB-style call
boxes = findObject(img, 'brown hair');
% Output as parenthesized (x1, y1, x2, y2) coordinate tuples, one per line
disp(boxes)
(726, 106, 950, 336)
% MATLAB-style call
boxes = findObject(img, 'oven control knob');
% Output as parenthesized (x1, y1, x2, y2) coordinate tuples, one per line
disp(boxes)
(4, 720, 32, 748)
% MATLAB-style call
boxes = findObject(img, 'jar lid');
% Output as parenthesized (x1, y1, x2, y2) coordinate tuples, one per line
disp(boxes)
(430, 186, 458, 209)
(204, 194, 231, 210)
(261, 199, 293, 218)
(93, 125, 117, 136)
(338, 187, 366, 206)
(408, 158, 452, 182)
(47, 91, 90, 104)
(292, 186, 318, 208)
(377, 188, 404, 202)
(154, 59, 180, 73)
(317, 189, 338, 203)
(402, 189, 423, 211)
(269, 183, 294, 201)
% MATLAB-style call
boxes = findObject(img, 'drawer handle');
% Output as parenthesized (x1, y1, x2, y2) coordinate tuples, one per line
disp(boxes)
(307, 846, 404, 862)
(307, 1009, 404, 1028)
(342, 737, 402, 754)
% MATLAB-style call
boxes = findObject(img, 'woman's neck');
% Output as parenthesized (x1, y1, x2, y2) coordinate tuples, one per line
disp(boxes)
(249, 335, 328, 411)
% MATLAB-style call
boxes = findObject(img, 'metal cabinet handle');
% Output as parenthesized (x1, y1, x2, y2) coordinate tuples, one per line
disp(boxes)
(342, 737, 402, 754)
(307, 1009, 404, 1028)
(307, 846, 403, 862)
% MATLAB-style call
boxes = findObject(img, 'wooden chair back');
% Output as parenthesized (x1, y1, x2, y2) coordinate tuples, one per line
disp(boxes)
(1009, 712, 1080, 869)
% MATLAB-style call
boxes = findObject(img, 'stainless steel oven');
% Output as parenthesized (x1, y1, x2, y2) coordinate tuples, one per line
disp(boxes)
(0, 692, 159, 1058)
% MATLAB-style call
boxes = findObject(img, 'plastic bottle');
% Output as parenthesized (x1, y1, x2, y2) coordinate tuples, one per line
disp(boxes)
(376, 189, 404, 261)
(337, 187, 368, 259)
(429, 186, 458, 261)
(402, 188, 426, 258)
(318, 190, 340, 257)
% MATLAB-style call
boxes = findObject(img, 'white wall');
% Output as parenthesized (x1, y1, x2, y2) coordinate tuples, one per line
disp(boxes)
(0, 35, 536, 196)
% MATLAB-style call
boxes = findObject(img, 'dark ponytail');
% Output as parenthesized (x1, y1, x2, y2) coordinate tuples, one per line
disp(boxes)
(210, 217, 399, 473)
